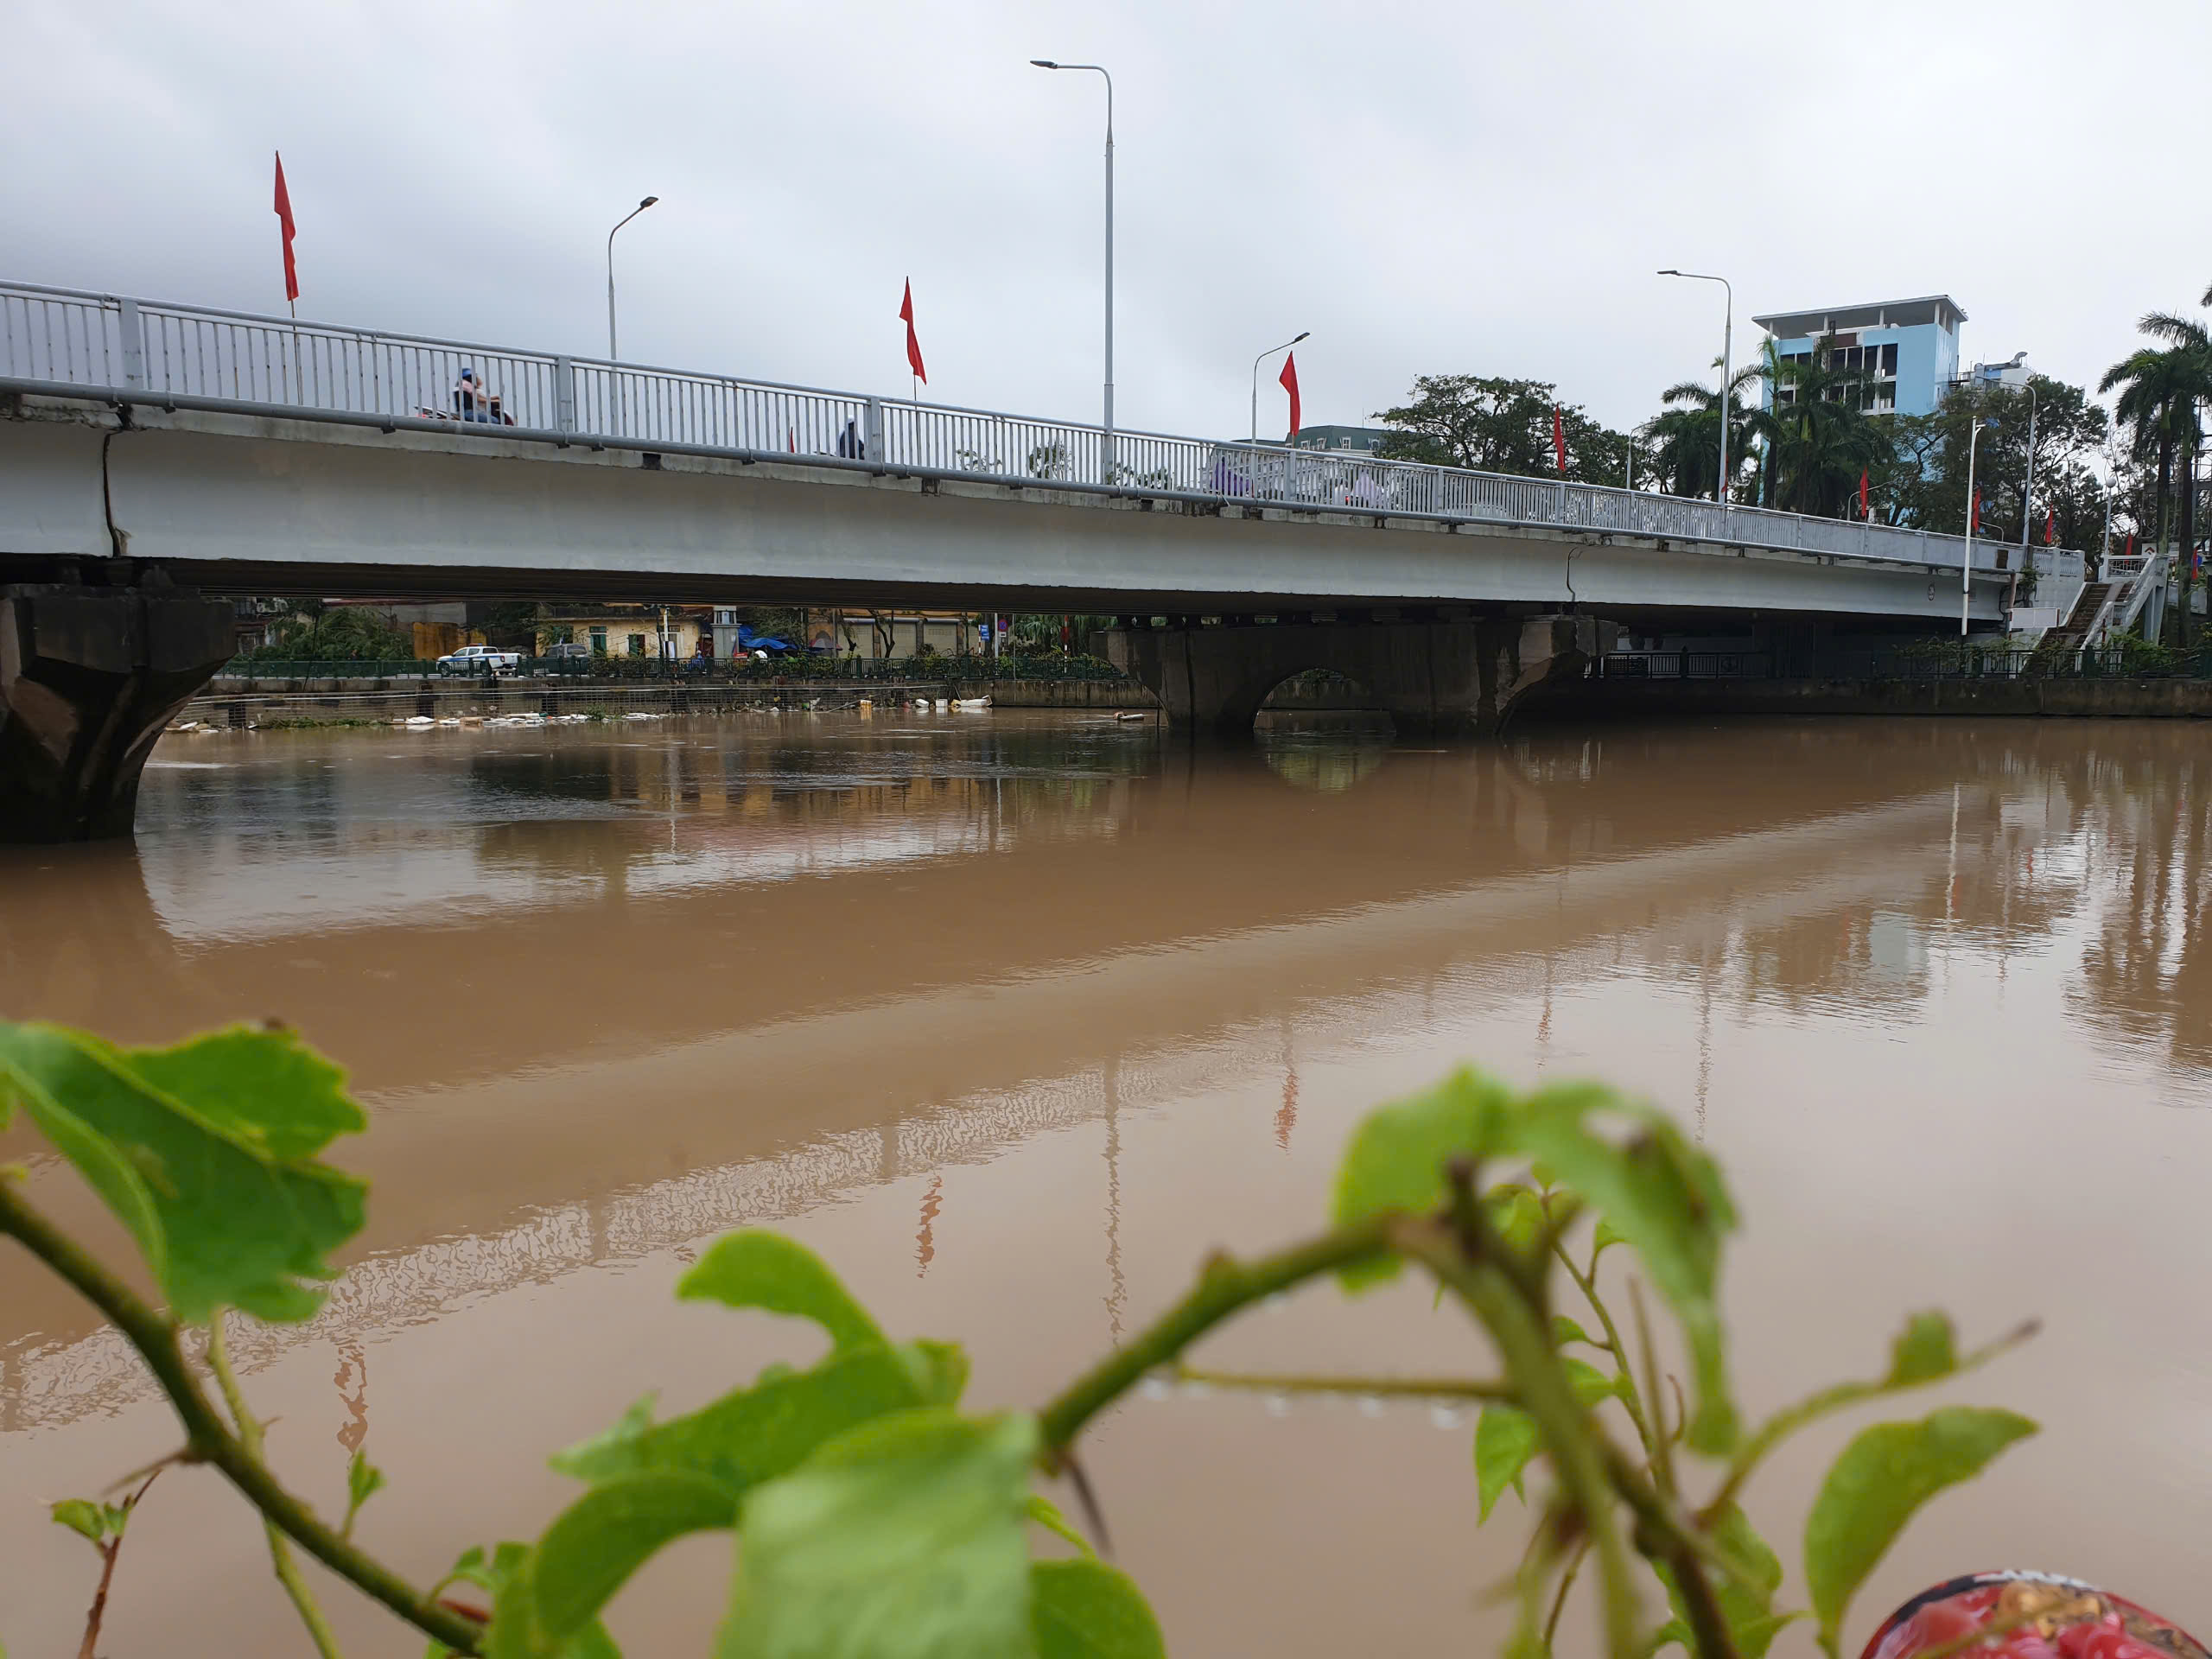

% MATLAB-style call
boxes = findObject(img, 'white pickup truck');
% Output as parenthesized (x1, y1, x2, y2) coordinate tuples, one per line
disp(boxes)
(435, 645, 522, 677)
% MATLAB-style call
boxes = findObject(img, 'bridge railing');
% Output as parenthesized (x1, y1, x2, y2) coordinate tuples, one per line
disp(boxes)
(2, 277, 2061, 579)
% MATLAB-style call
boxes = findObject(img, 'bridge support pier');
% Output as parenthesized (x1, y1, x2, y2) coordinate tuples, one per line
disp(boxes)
(1, 582, 233, 842)
(1105, 613, 1603, 736)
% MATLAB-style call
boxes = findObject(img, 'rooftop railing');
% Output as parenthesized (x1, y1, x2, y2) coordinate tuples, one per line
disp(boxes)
(3, 278, 2062, 578)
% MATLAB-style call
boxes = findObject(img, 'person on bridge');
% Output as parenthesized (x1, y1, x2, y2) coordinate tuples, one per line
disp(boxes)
(454, 366, 505, 424)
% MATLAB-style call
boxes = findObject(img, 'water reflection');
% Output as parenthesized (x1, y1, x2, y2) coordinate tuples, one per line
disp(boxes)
(2, 714, 2209, 1652)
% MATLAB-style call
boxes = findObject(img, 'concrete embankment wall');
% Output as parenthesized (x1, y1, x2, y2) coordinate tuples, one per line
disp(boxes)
(1523, 676, 2212, 723)
(183, 676, 1158, 725)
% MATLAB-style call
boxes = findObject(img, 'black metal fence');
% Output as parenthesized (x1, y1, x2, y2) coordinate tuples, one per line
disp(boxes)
(1596, 645, 2212, 683)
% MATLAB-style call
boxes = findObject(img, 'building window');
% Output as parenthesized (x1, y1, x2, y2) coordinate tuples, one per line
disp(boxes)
(627, 633, 646, 658)
(589, 626, 607, 654)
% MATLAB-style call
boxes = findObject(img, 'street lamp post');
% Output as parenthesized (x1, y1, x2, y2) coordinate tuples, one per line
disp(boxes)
(2018, 378, 2039, 569)
(1659, 270, 1733, 516)
(1964, 416, 1998, 637)
(606, 195, 659, 361)
(1250, 331, 1309, 442)
(1031, 60, 1114, 478)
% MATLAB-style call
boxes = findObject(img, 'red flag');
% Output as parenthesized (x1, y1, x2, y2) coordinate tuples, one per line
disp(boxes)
(1552, 405, 1567, 473)
(2125, 532, 2135, 559)
(2044, 508, 2056, 545)
(899, 280, 926, 385)
(273, 151, 299, 302)
(1859, 468, 1869, 519)
(1970, 491, 1980, 532)
(1279, 351, 1301, 441)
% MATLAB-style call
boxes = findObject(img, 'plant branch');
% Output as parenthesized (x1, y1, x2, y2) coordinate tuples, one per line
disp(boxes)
(1036, 1214, 1396, 1459)
(1395, 1215, 1645, 1658)
(210, 1314, 346, 1659)
(1700, 1319, 2039, 1525)
(1172, 1363, 1513, 1402)
(1602, 1450, 1742, 1659)
(1554, 1236, 1662, 1467)
(0, 1179, 483, 1656)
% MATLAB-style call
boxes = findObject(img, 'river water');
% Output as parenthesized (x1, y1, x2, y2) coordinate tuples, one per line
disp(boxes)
(1, 712, 2208, 1656)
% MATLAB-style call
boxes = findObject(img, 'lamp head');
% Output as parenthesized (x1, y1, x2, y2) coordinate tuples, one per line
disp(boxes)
(1293, 331, 1310, 344)
(1658, 268, 1681, 276)
(640, 195, 659, 209)
(1030, 58, 1058, 68)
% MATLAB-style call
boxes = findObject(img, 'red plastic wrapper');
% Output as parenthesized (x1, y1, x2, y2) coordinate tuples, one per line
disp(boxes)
(1861, 1572, 2206, 1659)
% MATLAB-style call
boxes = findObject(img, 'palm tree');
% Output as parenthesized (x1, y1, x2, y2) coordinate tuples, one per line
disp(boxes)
(2102, 313, 2212, 644)
(1742, 336, 1890, 517)
(1641, 362, 1762, 501)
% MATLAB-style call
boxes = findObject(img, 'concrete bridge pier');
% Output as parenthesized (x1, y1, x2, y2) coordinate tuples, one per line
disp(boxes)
(1105, 613, 1604, 736)
(1, 581, 234, 842)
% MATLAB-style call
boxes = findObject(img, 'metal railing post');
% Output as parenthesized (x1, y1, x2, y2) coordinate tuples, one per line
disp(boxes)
(553, 356, 576, 434)
(865, 395, 885, 465)
(117, 297, 145, 390)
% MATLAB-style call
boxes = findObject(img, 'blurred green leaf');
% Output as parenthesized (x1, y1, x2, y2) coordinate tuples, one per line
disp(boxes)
(1804, 1407, 2037, 1657)
(0, 1021, 365, 1324)
(1026, 1496, 1096, 1560)
(677, 1231, 887, 1354)
(1489, 1185, 1549, 1255)
(553, 1343, 943, 1497)
(49, 1497, 111, 1547)
(1563, 1358, 1624, 1407)
(344, 1450, 385, 1536)
(1475, 1404, 1537, 1520)
(1513, 1085, 1738, 1453)
(1651, 1504, 1800, 1659)
(1884, 1313, 1957, 1387)
(717, 1408, 1037, 1659)
(1332, 1069, 1519, 1290)
(1551, 1315, 1599, 1349)
(1028, 1559, 1166, 1659)
(487, 1472, 732, 1658)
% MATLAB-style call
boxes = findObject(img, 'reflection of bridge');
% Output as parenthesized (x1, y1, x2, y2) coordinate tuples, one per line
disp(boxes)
(0, 278, 2038, 835)
(19, 723, 2193, 1429)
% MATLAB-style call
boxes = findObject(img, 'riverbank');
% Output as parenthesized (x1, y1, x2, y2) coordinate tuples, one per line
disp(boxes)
(1522, 674, 2212, 722)
(182, 674, 1159, 727)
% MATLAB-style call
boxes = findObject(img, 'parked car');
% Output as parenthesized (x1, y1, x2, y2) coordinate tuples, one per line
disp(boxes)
(436, 645, 521, 676)
(542, 642, 593, 662)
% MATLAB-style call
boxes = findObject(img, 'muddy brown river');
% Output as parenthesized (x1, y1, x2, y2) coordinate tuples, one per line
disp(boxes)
(2, 713, 2208, 1655)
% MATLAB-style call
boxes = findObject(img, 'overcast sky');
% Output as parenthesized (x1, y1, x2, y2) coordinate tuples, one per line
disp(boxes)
(11, 1, 2210, 442)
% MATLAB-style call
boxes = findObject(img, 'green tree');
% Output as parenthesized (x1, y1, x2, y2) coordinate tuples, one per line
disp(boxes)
(1640, 364, 1762, 501)
(1741, 336, 1891, 518)
(245, 607, 414, 664)
(1887, 375, 2109, 549)
(1374, 374, 1630, 486)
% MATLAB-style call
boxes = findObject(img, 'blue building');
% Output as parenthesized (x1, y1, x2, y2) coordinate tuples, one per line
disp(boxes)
(1749, 295, 1965, 417)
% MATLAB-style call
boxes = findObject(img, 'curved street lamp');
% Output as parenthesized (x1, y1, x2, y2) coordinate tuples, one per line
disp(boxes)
(1658, 269, 1733, 515)
(1250, 331, 1309, 442)
(607, 195, 659, 361)
(1964, 415, 1999, 636)
(1031, 60, 1114, 476)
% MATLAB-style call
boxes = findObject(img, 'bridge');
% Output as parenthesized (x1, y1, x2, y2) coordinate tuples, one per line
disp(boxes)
(0, 278, 2065, 838)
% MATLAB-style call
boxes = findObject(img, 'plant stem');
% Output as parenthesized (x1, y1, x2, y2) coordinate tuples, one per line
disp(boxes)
(1544, 1538, 1591, 1647)
(209, 1315, 347, 1659)
(1036, 1215, 1396, 1459)
(0, 1179, 483, 1656)
(1173, 1363, 1513, 1401)
(1396, 1216, 1645, 1658)
(1555, 1238, 1661, 1466)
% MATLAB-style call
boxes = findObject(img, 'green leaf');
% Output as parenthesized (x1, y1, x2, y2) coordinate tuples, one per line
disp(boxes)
(1551, 1315, 1599, 1348)
(677, 1231, 887, 1354)
(1651, 1504, 1800, 1659)
(489, 1472, 733, 1658)
(1884, 1313, 1957, 1387)
(1513, 1084, 1738, 1452)
(345, 1450, 385, 1535)
(552, 1343, 939, 1497)
(1563, 1357, 1624, 1407)
(0, 1022, 366, 1324)
(1803, 1407, 2037, 1656)
(1026, 1496, 1097, 1560)
(1475, 1404, 1537, 1520)
(50, 1498, 111, 1547)
(1028, 1559, 1166, 1659)
(718, 1408, 1038, 1659)
(1592, 1219, 1626, 1259)
(1332, 1069, 1519, 1291)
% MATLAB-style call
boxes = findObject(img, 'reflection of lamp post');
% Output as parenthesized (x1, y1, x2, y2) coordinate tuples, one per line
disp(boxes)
(1658, 269, 1732, 516)
(1031, 60, 1113, 476)
(606, 195, 659, 361)
(1963, 415, 1998, 636)
(1250, 332, 1308, 443)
